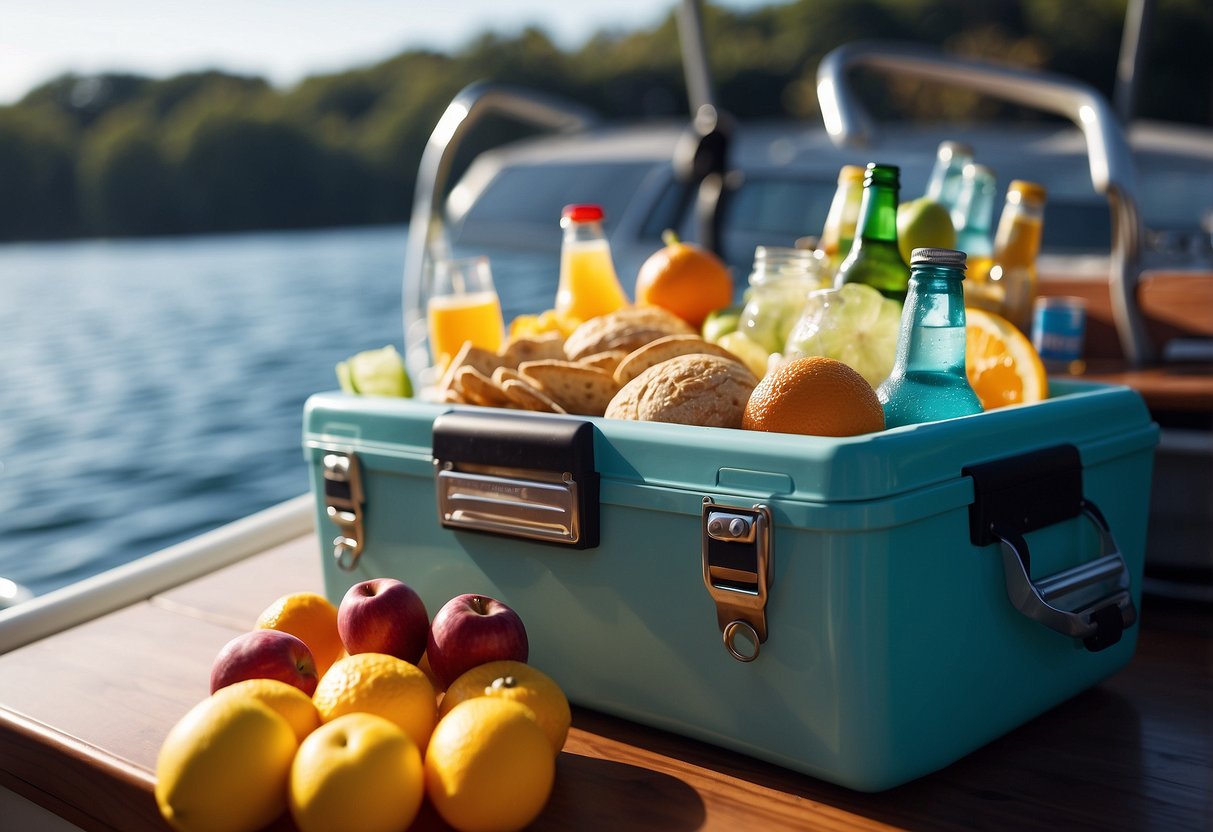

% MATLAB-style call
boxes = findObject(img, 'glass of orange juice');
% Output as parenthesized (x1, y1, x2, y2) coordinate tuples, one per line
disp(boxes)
(425, 256, 505, 372)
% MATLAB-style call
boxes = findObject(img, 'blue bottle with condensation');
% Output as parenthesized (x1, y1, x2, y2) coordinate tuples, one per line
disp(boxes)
(877, 248, 984, 428)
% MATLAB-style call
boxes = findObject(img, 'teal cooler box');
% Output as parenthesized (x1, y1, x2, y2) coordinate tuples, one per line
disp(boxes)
(303, 379, 1157, 792)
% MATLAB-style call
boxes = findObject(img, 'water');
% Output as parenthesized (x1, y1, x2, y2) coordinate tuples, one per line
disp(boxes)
(0, 225, 557, 597)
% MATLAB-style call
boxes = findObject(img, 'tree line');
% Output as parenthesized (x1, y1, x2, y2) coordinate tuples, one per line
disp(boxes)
(1, 0, 1208, 242)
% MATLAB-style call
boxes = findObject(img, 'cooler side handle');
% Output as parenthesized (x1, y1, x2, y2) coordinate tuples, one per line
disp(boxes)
(964, 446, 1138, 652)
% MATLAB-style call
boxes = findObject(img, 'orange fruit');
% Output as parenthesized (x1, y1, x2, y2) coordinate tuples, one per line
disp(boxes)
(425, 698, 555, 832)
(742, 356, 884, 436)
(634, 232, 734, 330)
(439, 660, 571, 755)
(256, 592, 344, 677)
(312, 653, 437, 751)
(212, 678, 321, 743)
(965, 307, 1048, 410)
(290, 713, 424, 832)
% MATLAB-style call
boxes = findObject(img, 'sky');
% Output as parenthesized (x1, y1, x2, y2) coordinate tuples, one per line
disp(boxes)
(0, 0, 771, 105)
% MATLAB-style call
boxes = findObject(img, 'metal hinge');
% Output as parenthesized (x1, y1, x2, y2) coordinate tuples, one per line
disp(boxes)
(702, 497, 773, 662)
(323, 451, 364, 571)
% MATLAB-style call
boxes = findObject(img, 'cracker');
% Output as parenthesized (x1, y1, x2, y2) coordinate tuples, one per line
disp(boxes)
(613, 335, 746, 385)
(518, 359, 620, 416)
(437, 341, 502, 393)
(579, 350, 629, 374)
(501, 378, 566, 413)
(498, 331, 566, 368)
(454, 365, 510, 408)
(491, 366, 526, 387)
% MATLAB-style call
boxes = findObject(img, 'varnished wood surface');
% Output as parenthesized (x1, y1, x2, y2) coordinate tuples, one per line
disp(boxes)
(1037, 272, 1213, 414)
(1, 535, 1210, 832)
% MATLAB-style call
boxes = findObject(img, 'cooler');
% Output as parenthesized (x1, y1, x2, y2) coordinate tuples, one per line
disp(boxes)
(302, 378, 1156, 791)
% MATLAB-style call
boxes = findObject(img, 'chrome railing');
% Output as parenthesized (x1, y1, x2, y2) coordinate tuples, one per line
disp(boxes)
(817, 41, 1152, 365)
(401, 82, 597, 384)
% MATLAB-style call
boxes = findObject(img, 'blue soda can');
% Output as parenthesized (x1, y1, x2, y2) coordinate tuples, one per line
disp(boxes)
(1032, 296, 1086, 371)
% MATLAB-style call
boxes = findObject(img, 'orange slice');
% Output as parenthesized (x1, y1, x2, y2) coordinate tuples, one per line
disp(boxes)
(965, 307, 1048, 410)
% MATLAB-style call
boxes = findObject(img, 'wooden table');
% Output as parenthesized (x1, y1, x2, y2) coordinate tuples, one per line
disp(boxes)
(1, 536, 1210, 832)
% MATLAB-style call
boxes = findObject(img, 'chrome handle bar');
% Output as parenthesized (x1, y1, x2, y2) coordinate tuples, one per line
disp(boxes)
(817, 41, 1151, 365)
(401, 82, 597, 382)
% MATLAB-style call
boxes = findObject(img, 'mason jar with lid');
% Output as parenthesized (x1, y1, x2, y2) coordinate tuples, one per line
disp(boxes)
(738, 246, 827, 353)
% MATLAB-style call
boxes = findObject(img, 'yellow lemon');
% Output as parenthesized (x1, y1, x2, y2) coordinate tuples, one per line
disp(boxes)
(212, 678, 320, 743)
(440, 660, 571, 756)
(155, 695, 297, 832)
(289, 713, 424, 832)
(255, 592, 344, 677)
(312, 652, 436, 750)
(425, 698, 555, 832)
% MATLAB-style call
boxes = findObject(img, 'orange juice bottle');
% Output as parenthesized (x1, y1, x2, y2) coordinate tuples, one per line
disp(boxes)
(981, 180, 1046, 332)
(427, 290, 504, 366)
(556, 204, 628, 322)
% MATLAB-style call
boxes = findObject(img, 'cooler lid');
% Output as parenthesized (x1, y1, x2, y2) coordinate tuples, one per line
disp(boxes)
(304, 379, 1156, 504)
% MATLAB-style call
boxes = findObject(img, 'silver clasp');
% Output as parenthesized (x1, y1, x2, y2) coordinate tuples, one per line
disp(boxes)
(323, 452, 365, 571)
(702, 497, 773, 662)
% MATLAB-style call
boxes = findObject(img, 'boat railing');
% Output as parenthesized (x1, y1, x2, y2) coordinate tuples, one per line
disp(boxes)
(816, 40, 1152, 366)
(401, 82, 599, 385)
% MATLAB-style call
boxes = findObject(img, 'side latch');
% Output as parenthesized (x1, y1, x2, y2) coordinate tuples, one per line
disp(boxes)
(323, 451, 365, 571)
(701, 497, 773, 662)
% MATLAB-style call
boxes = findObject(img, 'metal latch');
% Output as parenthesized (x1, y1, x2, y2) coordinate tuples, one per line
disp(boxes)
(701, 497, 773, 662)
(323, 451, 364, 571)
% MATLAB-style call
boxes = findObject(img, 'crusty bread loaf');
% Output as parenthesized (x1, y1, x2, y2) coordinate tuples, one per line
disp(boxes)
(562, 306, 694, 361)
(605, 354, 758, 428)
(613, 334, 746, 386)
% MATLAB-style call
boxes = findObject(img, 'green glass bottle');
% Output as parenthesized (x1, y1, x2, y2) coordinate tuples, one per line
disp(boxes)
(876, 247, 984, 428)
(834, 163, 911, 303)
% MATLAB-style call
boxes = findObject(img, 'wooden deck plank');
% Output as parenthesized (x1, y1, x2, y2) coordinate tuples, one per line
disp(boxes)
(1, 536, 1209, 832)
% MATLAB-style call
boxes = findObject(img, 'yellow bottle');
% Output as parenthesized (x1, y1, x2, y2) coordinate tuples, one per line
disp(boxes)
(818, 165, 865, 272)
(969, 180, 1046, 332)
(556, 204, 629, 322)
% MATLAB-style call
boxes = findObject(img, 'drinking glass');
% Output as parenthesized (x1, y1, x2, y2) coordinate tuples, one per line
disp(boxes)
(425, 256, 505, 373)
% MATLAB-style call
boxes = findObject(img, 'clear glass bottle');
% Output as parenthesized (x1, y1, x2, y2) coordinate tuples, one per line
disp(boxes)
(556, 203, 629, 322)
(952, 163, 997, 259)
(877, 247, 983, 428)
(924, 141, 975, 215)
(738, 246, 827, 353)
(834, 163, 911, 303)
(817, 164, 865, 273)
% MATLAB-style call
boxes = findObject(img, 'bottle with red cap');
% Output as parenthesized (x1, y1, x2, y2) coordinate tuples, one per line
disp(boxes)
(556, 204, 629, 322)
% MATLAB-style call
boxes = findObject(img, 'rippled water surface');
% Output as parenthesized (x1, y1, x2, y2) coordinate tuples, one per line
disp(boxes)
(0, 225, 555, 596)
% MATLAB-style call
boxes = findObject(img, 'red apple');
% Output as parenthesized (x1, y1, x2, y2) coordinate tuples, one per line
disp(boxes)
(209, 629, 318, 696)
(337, 578, 430, 664)
(426, 594, 528, 688)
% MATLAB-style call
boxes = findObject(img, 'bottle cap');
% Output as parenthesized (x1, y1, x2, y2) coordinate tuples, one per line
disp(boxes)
(562, 204, 604, 222)
(911, 247, 967, 268)
(937, 141, 974, 161)
(837, 165, 865, 183)
(1007, 180, 1047, 202)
